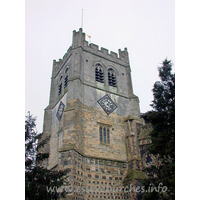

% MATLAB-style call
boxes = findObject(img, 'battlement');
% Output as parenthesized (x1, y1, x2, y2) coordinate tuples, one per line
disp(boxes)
(53, 46, 72, 65)
(52, 28, 130, 77)
(72, 28, 130, 65)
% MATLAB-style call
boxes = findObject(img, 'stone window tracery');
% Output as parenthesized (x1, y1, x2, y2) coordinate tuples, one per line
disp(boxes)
(99, 125, 110, 144)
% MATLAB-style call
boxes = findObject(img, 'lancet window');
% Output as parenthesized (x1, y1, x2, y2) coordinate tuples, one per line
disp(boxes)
(99, 126, 110, 144)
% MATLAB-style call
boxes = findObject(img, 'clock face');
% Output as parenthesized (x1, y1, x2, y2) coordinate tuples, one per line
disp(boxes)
(56, 101, 65, 121)
(97, 94, 117, 115)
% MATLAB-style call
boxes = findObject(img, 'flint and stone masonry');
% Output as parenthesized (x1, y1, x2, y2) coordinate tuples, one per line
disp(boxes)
(39, 28, 152, 200)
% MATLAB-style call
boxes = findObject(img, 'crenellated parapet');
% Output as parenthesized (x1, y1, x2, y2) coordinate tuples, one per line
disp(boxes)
(52, 28, 130, 77)
(52, 46, 72, 78)
(51, 28, 132, 87)
(72, 28, 130, 65)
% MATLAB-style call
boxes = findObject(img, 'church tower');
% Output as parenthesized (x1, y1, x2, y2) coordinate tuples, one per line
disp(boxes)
(41, 28, 144, 200)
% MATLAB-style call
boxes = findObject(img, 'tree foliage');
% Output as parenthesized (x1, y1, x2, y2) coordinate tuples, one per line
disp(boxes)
(25, 113, 38, 171)
(142, 59, 175, 200)
(25, 113, 68, 200)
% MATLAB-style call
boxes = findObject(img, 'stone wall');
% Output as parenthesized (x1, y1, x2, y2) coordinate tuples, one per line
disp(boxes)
(58, 149, 129, 200)
(38, 28, 146, 200)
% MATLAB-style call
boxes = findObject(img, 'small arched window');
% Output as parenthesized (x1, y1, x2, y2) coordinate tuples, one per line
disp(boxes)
(103, 127, 106, 143)
(99, 125, 110, 144)
(60, 73, 63, 81)
(108, 68, 117, 87)
(65, 67, 69, 74)
(107, 128, 110, 143)
(64, 67, 69, 88)
(99, 127, 103, 143)
(95, 64, 104, 83)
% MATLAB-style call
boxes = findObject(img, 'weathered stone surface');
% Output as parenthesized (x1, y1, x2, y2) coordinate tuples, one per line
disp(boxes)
(39, 28, 151, 200)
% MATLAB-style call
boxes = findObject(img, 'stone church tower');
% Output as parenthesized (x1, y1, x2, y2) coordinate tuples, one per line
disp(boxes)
(41, 28, 148, 200)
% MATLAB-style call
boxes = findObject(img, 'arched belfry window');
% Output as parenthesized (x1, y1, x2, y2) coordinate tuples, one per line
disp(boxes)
(58, 83, 62, 96)
(64, 67, 69, 88)
(108, 68, 117, 87)
(95, 63, 104, 83)
(58, 74, 63, 96)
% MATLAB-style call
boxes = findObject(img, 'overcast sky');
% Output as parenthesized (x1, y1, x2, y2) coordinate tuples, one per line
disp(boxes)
(25, 0, 175, 133)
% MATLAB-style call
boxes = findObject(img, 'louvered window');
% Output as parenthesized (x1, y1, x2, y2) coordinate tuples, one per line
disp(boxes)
(108, 68, 117, 87)
(95, 64, 104, 83)
(64, 67, 69, 88)
(64, 75, 68, 88)
(58, 83, 62, 96)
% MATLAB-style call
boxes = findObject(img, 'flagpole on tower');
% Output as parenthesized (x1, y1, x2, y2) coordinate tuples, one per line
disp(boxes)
(81, 9, 83, 29)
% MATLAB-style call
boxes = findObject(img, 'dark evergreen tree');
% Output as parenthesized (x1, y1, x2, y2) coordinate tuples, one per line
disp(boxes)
(25, 113, 68, 200)
(25, 112, 38, 172)
(142, 59, 175, 200)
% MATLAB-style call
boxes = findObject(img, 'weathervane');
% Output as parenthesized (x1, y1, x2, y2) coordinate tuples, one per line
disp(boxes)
(87, 34, 91, 44)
